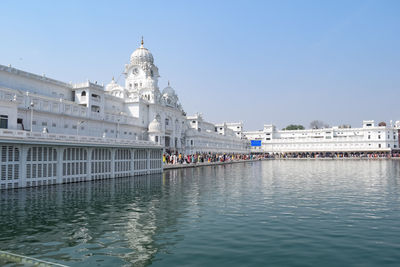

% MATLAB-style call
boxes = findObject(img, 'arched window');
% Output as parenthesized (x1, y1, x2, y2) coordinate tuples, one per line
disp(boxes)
(81, 91, 86, 96)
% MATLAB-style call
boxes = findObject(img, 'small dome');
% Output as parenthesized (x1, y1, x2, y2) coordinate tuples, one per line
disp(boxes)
(105, 77, 121, 90)
(130, 38, 154, 65)
(148, 118, 162, 133)
(162, 81, 176, 96)
(105, 77, 117, 89)
(162, 86, 176, 97)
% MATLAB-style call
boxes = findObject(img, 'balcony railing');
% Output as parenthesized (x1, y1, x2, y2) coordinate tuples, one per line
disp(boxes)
(0, 128, 161, 148)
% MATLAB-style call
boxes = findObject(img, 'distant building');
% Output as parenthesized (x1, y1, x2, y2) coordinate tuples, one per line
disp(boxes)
(186, 115, 247, 154)
(244, 120, 400, 154)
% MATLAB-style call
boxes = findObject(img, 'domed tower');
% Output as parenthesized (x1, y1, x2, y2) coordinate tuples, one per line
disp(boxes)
(162, 81, 179, 107)
(148, 116, 163, 145)
(105, 77, 125, 98)
(124, 37, 160, 103)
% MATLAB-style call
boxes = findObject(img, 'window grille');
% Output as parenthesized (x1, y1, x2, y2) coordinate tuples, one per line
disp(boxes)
(0, 146, 20, 187)
(25, 147, 57, 185)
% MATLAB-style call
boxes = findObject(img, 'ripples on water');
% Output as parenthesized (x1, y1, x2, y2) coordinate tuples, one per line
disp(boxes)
(1, 160, 400, 266)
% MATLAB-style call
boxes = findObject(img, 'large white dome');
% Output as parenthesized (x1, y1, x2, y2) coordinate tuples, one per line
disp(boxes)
(130, 39, 154, 65)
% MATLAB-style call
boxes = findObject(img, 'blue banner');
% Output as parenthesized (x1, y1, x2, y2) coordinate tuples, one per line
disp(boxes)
(251, 140, 262, 147)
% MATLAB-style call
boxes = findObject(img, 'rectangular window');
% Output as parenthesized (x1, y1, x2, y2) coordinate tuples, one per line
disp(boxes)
(0, 115, 8, 129)
(378, 135, 381, 139)
(368, 135, 371, 139)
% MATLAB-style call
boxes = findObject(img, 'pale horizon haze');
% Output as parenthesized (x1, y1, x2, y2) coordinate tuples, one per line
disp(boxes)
(0, 0, 399, 130)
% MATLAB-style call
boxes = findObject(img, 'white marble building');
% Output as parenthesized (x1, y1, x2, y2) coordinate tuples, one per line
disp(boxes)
(244, 120, 400, 154)
(185, 114, 248, 154)
(0, 39, 249, 155)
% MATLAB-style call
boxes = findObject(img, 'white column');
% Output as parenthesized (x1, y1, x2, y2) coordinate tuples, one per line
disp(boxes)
(147, 149, 151, 174)
(19, 145, 28, 187)
(130, 148, 135, 177)
(57, 146, 63, 184)
(111, 148, 115, 178)
(87, 147, 93, 181)
(159, 149, 163, 172)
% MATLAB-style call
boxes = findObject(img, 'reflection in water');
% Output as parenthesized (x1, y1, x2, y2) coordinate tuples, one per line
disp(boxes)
(0, 175, 169, 266)
(1, 160, 400, 266)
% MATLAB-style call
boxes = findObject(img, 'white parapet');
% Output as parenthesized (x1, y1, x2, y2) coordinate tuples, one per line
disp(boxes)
(0, 129, 163, 189)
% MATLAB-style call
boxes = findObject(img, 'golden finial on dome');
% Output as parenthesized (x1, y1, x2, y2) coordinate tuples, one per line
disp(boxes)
(141, 36, 144, 47)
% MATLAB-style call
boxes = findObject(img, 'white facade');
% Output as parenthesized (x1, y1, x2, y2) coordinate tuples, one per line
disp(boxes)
(185, 114, 248, 154)
(244, 120, 400, 154)
(0, 39, 248, 155)
(216, 122, 244, 139)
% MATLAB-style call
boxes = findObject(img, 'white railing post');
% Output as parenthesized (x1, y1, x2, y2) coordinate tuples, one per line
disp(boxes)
(30, 101, 34, 132)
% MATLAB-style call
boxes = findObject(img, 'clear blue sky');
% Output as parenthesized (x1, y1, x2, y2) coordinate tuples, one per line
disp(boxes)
(1, 0, 399, 130)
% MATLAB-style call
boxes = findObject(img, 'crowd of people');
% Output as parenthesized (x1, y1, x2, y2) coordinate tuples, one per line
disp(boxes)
(163, 151, 400, 165)
(163, 152, 266, 165)
(262, 151, 399, 159)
